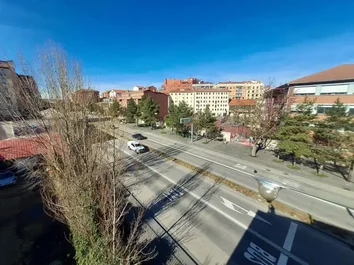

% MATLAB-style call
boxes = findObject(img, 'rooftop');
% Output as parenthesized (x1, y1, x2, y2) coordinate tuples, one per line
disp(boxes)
(0, 136, 44, 160)
(169, 88, 229, 93)
(218, 81, 246, 85)
(229, 99, 256, 106)
(290, 64, 354, 84)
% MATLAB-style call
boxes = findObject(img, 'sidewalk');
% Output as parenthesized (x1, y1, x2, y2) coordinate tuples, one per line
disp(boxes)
(125, 124, 354, 207)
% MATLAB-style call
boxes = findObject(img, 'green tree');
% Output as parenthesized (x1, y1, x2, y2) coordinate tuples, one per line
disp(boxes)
(165, 101, 194, 134)
(275, 97, 316, 166)
(137, 96, 159, 126)
(125, 98, 137, 123)
(340, 131, 354, 182)
(325, 98, 352, 130)
(316, 99, 354, 179)
(195, 105, 218, 143)
(109, 101, 122, 118)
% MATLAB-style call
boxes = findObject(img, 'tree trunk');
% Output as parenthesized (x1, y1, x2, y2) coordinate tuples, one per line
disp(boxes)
(314, 158, 319, 175)
(348, 161, 354, 182)
(291, 154, 295, 166)
(251, 144, 257, 157)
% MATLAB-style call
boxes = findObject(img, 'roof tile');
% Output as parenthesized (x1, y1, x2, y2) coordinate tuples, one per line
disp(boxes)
(290, 64, 354, 84)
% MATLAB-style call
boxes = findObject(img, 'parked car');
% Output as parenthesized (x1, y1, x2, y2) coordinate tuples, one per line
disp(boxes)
(127, 141, 146, 154)
(0, 171, 17, 187)
(132, 133, 147, 140)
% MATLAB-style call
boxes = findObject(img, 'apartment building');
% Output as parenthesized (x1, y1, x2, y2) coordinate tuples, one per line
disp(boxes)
(216, 81, 264, 99)
(192, 83, 215, 89)
(0, 60, 39, 120)
(276, 64, 354, 117)
(74, 89, 99, 104)
(243, 80, 265, 99)
(169, 89, 229, 116)
(162, 78, 200, 92)
(216, 82, 244, 99)
(115, 88, 168, 121)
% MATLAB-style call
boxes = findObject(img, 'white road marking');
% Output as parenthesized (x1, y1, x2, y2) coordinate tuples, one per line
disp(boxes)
(245, 242, 277, 265)
(277, 222, 298, 265)
(143, 137, 255, 177)
(235, 163, 247, 170)
(119, 144, 308, 265)
(137, 132, 353, 211)
(220, 196, 272, 225)
(293, 190, 350, 209)
(220, 196, 243, 214)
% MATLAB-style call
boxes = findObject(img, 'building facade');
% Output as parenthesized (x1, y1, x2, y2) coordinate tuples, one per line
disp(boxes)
(276, 64, 354, 117)
(192, 83, 215, 89)
(229, 99, 256, 115)
(0, 60, 39, 120)
(74, 89, 99, 104)
(242, 80, 265, 100)
(169, 89, 229, 116)
(216, 82, 244, 99)
(162, 77, 201, 92)
(216, 80, 264, 100)
(115, 88, 168, 121)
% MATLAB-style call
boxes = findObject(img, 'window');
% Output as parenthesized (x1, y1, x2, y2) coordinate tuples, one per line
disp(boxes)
(349, 108, 354, 115)
(320, 92, 346, 95)
(316, 106, 331, 114)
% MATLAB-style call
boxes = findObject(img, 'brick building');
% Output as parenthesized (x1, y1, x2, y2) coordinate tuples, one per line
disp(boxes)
(276, 64, 354, 118)
(0, 60, 40, 120)
(74, 89, 99, 104)
(115, 88, 168, 121)
(162, 77, 201, 92)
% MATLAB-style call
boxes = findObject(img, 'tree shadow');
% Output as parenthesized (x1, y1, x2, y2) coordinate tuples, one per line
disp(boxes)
(122, 163, 219, 265)
(273, 150, 353, 182)
(144, 163, 219, 243)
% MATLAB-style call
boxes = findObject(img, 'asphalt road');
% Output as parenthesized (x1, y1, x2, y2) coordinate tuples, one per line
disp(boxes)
(121, 128, 354, 233)
(109, 138, 354, 265)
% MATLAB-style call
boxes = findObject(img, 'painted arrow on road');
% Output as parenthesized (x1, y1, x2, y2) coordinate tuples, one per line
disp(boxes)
(220, 196, 272, 225)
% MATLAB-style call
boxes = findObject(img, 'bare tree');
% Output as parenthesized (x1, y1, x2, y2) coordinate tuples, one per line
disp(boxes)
(3, 43, 155, 265)
(238, 84, 290, 157)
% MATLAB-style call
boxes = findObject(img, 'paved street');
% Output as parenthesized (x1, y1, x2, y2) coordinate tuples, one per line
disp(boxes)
(115, 125, 354, 234)
(107, 138, 354, 265)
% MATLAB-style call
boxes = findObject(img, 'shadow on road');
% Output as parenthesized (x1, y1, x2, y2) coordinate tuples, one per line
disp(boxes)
(123, 163, 220, 265)
(225, 204, 354, 265)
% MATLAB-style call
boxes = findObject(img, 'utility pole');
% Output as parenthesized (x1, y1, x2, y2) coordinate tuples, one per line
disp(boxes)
(191, 122, 194, 143)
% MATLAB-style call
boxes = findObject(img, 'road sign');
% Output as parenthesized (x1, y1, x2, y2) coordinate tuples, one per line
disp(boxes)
(180, 117, 192, 124)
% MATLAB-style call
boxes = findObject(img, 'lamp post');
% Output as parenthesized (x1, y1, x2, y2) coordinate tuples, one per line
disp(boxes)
(254, 176, 285, 203)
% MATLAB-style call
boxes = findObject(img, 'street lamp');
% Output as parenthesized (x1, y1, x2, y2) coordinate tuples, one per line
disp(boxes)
(254, 176, 285, 203)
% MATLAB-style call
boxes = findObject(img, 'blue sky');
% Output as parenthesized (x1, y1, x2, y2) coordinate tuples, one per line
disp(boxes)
(1, 0, 354, 91)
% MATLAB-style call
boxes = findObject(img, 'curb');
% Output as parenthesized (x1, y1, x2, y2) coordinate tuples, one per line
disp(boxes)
(99, 125, 354, 248)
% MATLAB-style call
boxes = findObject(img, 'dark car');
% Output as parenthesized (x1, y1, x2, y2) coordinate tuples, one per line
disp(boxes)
(0, 171, 17, 187)
(132, 133, 147, 140)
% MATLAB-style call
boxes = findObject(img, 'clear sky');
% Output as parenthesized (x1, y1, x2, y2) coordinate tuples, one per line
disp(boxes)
(1, 0, 354, 91)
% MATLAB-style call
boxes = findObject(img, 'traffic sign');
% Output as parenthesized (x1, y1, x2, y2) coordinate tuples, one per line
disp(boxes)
(180, 117, 192, 124)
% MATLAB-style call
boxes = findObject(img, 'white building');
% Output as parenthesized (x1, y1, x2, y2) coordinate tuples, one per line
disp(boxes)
(132, 86, 145, 91)
(169, 89, 229, 116)
(192, 83, 215, 89)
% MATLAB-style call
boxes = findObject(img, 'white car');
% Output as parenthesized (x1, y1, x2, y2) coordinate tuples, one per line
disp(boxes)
(127, 141, 145, 154)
